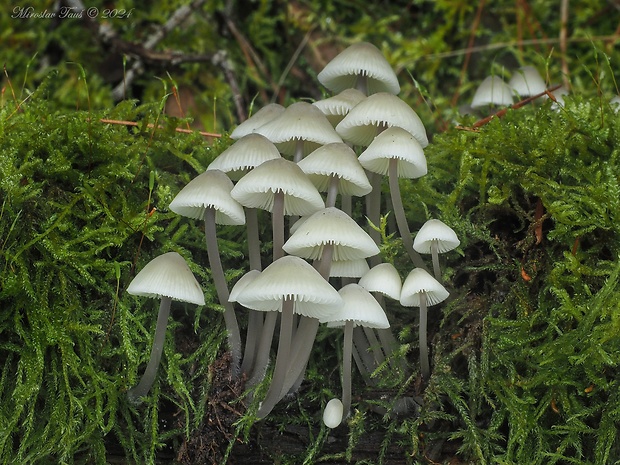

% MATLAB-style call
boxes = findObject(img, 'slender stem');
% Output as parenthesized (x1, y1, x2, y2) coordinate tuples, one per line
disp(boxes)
(204, 208, 242, 377)
(363, 326, 385, 365)
(431, 240, 442, 282)
(366, 171, 382, 268)
(294, 139, 304, 163)
(342, 320, 354, 416)
(257, 298, 294, 418)
(388, 158, 427, 270)
(341, 194, 352, 216)
(419, 293, 430, 380)
(240, 207, 263, 376)
(352, 326, 376, 380)
(280, 316, 319, 398)
(326, 175, 340, 208)
(247, 311, 277, 387)
(272, 191, 285, 261)
(127, 296, 172, 402)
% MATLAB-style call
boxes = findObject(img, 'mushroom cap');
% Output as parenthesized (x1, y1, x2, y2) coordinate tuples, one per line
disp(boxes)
(230, 103, 285, 139)
(321, 283, 390, 328)
(610, 95, 620, 112)
(358, 126, 427, 178)
(336, 93, 428, 148)
(230, 158, 325, 216)
(255, 102, 342, 158)
(329, 258, 370, 278)
(283, 207, 379, 261)
(508, 66, 546, 97)
(323, 398, 344, 428)
(313, 89, 367, 126)
(358, 263, 402, 301)
(228, 269, 261, 302)
(400, 268, 449, 307)
(234, 255, 343, 319)
(127, 252, 205, 305)
(317, 42, 400, 95)
(297, 143, 372, 197)
(207, 134, 281, 181)
(169, 170, 245, 225)
(471, 76, 514, 108)
(413, 219, 460, 254)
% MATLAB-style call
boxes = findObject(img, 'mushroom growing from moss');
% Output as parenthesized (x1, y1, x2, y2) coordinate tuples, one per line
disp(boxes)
(471, 75, 514, 108)
(235, 255, 342, 418)
(126, 252, 205, 402)
(169, 169, 245, 376)
(413, 219, 460, 282)
(400, 268, 449, 381)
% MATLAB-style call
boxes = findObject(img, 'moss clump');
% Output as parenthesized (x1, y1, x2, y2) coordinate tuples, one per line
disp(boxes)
(0, 72, 243, 464)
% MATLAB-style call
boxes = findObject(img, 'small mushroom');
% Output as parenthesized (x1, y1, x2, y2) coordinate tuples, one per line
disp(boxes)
(169, 169, 245, 376)
(313, 88, 367, 127)
(126, 252, 204, 402)
(400, 268, 449, 381)
(323, 398, 344, 428)
(230, 103, 284, 139)
(413, 219, 460, 282)
(471, 75, 514, 108)
(322, 283, 390, 417)
(508, 66, 546, 98)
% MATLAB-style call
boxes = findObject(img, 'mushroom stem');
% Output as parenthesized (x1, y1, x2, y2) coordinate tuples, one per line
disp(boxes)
(294, 139, 304, 163)
(431, 240, 442, 281)
(240, 208, 263, 376)
(257, 298, 295, 418)
(205, 207, 243, 377)
(366, 171, 383, 268)
(326, 175, 340, 208)
(342, 320, 355, 416)
(247, 190, 286, 384)
(127, 296, 172, 402)
(388, 158, 427, 270)
(419, 292, 430, 380)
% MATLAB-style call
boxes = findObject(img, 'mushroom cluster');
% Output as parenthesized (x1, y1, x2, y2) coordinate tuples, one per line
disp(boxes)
(124, 41, 461, 427)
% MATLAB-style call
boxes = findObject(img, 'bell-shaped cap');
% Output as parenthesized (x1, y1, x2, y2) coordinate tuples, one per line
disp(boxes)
(323, 398, 344, 428)
(400, 268, 449, 307)
(169, 170, 245, 225)
(283, 207, 379, 261)
(234, 255, 343, 320)
(508, 66, 546, 97)
(230, 158, 324, 216)
(413, 219, 460, 254)
(207, 134, 281, 181)
(471, 76, 514, 108)
(255, 102, 342, 158)
(358, 263, 402, 301)
(318, 42, 400, 95)
(321, 283, 390, 328)
(127, 252, 205, 306)
(230, 103, 285, 139)
(297, 143, 371, 197)
(229, 269, 261, 302)
(358, 126, 427, 179)
(336, 93, 428, 148)
(313, 89, 366, 126)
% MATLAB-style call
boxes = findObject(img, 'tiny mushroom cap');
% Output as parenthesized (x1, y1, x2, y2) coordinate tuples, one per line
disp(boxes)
(169, 169, 245, 225)
(297, 143, 372, 197)
(358, 126, 428, 179)
(230, 103, 285, 139)
(471, 76, 514, 108)
(321, 283, 390, 329)
(228, 269, 261, 303)
(323, 398, 344, 429)
(283, 207, 380, 261)
(610, 95, 620, 112)
(413, 219, 460, 254)
(358, 262, 402, 301)
(255, 102, 342, 159)
(508, 66, 546, 97)
(400, 268, 449, 307)
(230, 158, 325, 216)
(207, 134, 281, 181)
(234, 255, 343, 320)
(317, 42, 400, 95)
(336, 92, 428, 148)
(313, 88, 366, 126)
(127, 252, 205, 306)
